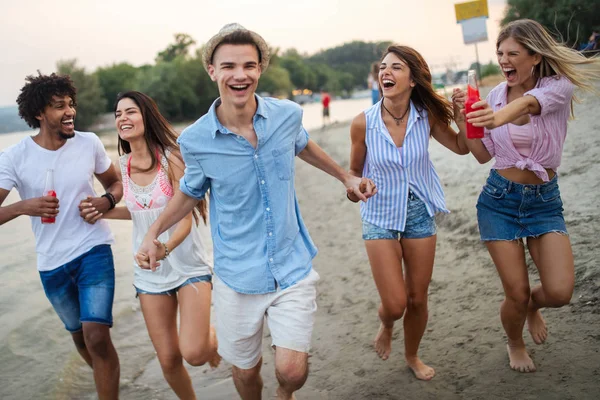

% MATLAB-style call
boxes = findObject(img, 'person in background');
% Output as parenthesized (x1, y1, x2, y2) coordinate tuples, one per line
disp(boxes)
(321, 89, 332, 128)
(368, 61, 381, 105)
(453, 19, 600, 373)
(0, 73, 122, 399)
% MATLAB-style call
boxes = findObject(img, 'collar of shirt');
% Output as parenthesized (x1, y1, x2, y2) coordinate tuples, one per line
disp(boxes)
(207, 95, 269, 139)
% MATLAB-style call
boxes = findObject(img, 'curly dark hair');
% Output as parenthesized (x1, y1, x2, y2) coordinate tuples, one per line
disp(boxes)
(16, 72, 77, 129)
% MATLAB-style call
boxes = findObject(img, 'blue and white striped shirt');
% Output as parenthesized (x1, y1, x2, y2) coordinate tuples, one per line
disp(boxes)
(360, 100, 449, 231)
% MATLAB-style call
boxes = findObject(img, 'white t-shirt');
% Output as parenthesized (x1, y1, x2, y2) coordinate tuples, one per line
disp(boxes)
(0, 131, 114, 271)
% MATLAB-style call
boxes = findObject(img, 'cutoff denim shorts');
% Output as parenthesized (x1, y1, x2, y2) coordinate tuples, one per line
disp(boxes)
(39, 244, 115, 332)
(362, 190, 437, 240)
(477, 169, 568, 241)
(135, 275, 212, 296)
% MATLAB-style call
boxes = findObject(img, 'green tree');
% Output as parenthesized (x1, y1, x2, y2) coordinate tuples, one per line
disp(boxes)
(56, 59, 106, 130)
(280, 49, 316, 89)
(502, 0, 600, 47)
(95, 62, 139, 111)
(156, 33, 197, 63)
(258, 65, 294, 97)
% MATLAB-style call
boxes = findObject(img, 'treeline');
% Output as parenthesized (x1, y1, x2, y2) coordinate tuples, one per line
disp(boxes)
(60, 34, 391, 130)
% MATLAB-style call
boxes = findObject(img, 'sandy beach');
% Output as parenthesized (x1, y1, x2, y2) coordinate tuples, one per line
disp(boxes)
(1, 83, 599, 399)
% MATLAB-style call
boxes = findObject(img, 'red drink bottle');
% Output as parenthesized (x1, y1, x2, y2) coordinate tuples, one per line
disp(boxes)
(465, 69, 484, 139)
(41, 169, 56, 224)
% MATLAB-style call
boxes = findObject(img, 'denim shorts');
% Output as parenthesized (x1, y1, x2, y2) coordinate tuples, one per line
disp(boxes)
(362, 191, 437, 240)
(477, 169, 568, 241)
(39, 244, 115, 332)
(134, 275, 212, 296)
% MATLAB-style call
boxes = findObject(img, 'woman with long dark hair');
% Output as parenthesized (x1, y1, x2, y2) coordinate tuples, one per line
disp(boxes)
(81, 91, 219, 398)
(453, 19, 600, 373)
(347, 45, 469, 380)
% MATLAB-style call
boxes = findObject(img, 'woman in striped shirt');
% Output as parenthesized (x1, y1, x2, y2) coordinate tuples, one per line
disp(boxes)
(455, 19, 600, 373)
(347, 45, 469, 380)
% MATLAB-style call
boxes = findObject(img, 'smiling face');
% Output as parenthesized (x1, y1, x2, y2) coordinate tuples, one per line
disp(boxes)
(378, 52, 415, 99)
(115, 97, 144, 142)
(497, 36, 542, 88)
(208, 43, 262, 108)
(36, 95, 76, 139)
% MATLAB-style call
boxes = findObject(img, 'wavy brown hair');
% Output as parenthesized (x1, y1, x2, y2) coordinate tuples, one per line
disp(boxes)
(381, 45, 453, 127)
(114, 91, 207, 224)
(497, 19, 600, 116)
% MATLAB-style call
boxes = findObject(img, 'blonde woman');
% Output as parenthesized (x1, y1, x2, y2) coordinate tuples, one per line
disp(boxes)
(453, 19, 600, 373)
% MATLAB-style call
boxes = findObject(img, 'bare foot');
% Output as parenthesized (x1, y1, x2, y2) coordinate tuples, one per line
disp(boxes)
(208, 325, 221, 369)
(406, 356, 435, 380)
(506, 343, 536, 373)
(374, 323, 393, 360)
(527, 309, 548, 345)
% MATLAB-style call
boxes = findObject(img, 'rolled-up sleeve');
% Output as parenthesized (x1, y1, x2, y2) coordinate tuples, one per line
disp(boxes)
(525, 76, 574, 117)
(294, 126, 309, 155)
(178, 141, 209, 200)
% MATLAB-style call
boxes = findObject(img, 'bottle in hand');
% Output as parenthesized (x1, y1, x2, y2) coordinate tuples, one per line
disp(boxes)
(41, 169, 56, 224)
(465, 69, 484, 139)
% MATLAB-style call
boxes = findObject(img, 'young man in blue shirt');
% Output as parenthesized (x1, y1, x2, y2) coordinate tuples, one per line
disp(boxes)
(136, 24, 376, 400)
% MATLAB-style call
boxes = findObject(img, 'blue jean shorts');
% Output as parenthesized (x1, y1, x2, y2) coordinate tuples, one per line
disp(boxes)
(39, 244, 115, 332)
(362, 191, 437, 240)
(477, 169, 568, 241)
(135, 275, 212, 296)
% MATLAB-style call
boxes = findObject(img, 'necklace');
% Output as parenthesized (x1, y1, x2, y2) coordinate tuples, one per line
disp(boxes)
(382, 102, 410, 126)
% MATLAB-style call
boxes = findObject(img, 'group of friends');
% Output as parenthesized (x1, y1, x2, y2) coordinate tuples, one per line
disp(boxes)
(1, 19, 599, 400)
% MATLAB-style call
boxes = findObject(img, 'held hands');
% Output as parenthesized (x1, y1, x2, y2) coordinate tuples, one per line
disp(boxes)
(78, 196, 110, 224)
(345, 176, 377, 203)
(22, 196, 59, 218)
(135, 237, 164, 271)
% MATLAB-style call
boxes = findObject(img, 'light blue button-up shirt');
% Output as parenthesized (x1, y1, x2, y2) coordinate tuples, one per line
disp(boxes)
(177, 95, 318, 294)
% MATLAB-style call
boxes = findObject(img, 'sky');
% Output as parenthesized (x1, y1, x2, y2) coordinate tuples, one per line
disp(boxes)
(0, 0, 507, 107)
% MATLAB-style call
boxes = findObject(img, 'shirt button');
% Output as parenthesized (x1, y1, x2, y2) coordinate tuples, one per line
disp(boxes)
(266, 207, 270, 211)
(261, 180, 265, 184)
(269, 258, 274, 262)
(254, 154, 258, 159)
(268, 232, 273, 236)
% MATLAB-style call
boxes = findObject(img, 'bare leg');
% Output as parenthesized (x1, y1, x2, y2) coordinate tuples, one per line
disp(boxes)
(526, 233, 574, 344)
(400, 235, 436, 380)
(71, 330, 93, 367)
(178, 282, 220, 368)
(486, 240, 536, 373)
(275, 347, 309, 400)
(139, 293, 196, 400)
(232, 358, 263, 400)
(365, 239, 406, 360)
(82, 322, 120, 399)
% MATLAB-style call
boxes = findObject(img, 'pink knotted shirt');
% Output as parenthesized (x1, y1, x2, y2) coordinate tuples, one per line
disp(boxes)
(481, 75, 575, 182)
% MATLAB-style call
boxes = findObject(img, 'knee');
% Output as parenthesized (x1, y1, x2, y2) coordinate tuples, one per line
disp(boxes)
(406, 293, 428, 311)
(233, 364, 261, 385)
(276, 361, 308, 389)
(544, 287, 572, 307)
(381, 299, 406, 321)
(182, 347, 211, 367)
(83, 328, 111, 358)
(158, 353, 183, 375)
(505, 286, 531, 308)
(71, 332, 87, 350)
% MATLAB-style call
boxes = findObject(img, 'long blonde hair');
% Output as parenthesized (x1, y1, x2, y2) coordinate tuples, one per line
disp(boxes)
(497, 19, 600, 115)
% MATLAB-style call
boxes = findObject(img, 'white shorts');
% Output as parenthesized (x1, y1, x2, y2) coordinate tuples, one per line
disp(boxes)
(213, 269, 320, 369)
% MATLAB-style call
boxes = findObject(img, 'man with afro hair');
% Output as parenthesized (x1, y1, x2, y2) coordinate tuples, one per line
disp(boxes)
(0, 72, 122, 399)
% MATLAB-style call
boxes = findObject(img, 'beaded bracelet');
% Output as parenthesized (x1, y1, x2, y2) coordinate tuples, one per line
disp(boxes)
(101, 192, 116, 210)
